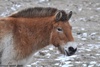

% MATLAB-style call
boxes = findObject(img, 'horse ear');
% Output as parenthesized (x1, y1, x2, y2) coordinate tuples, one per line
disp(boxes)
(55, 11, 62, 22)
(67, 11, 72, 20)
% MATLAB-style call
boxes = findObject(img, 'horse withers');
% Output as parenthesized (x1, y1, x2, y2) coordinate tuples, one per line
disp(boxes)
(0, 7, 77, 66)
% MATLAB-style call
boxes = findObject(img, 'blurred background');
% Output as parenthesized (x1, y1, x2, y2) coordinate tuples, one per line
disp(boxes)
(0, 0, 100, 67)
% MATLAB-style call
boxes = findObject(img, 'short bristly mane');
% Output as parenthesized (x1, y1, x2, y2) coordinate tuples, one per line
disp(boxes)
(10, 7, 58, 18)
(9, 7, 68, 21)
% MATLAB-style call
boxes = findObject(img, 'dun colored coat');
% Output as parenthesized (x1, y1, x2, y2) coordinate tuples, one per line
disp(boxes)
(0, 7, 77, 66)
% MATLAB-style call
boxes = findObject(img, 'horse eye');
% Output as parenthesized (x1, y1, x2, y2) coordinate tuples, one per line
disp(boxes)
(57, 27, 63, 32)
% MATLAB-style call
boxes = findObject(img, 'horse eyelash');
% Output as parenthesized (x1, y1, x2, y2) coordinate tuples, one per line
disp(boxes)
(57, 27, 63, 31)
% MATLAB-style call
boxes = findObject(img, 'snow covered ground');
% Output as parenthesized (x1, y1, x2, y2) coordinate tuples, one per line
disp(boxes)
(0, 0, 100, 67)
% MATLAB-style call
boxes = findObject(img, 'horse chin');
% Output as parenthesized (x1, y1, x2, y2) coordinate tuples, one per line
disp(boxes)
(58, 46, 69, 56)
(64, 49, 75, 56)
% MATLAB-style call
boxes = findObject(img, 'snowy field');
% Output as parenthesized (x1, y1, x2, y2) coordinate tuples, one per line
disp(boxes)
(0, 0, 100, 67)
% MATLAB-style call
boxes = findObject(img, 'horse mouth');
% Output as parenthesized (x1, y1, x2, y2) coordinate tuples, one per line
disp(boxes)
(58, 45, 77, 56)
(64, 49, 77, 56)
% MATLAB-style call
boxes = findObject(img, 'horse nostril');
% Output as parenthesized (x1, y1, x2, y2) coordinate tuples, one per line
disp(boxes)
(64, 47, 77, 56)
(68, 47, 77, 52)
(68, 47, 74, 52)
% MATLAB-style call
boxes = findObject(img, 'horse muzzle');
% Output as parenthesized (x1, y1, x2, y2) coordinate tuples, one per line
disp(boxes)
(58, 42, 78, 56)
(64, 47, 77, 56)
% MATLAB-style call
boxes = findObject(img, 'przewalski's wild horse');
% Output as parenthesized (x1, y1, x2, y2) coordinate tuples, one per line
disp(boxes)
(0, 7, 77, 66)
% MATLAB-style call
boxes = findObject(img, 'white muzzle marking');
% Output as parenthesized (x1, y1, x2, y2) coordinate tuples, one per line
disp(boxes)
(63, 42, 78, 56)
(64, 42, 78, 51)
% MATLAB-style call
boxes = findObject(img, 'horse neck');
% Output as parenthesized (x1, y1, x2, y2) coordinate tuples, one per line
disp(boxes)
(0, 17, 54, 59)
(30, 17, 54, 49)
(12, 17, 54, 53)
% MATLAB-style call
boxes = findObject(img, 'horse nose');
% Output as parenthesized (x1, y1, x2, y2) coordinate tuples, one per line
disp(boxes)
(67, 47, 77, 56)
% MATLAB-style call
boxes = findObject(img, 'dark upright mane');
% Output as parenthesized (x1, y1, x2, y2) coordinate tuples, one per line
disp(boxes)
(10, 7, 68, 21)
(10, 7, 58, 18)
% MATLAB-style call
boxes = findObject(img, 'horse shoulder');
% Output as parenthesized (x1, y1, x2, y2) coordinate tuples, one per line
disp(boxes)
(0, 18, 14, 52)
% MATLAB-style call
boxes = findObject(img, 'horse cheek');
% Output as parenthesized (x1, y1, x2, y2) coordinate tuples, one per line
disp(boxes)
(50, 32, 60, 47)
